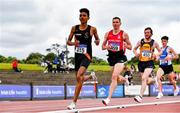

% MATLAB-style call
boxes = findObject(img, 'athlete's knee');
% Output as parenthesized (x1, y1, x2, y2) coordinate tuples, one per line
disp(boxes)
(76, 75, 83, 83)
(77, 77, 83, 83)
(157, 75, 162, 81)
(169, 79, 176, 84)
(77, 70, 84, 76)
(117, 76, 125, 83)
(111, 74, 118, 81)
(142, 76, 148, 82)
(168, 74, 175, 80)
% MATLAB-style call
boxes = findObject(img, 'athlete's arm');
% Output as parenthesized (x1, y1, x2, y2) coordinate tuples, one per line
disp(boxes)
(154, 41, 162, 60)
(154, 41, 161, 53)
(92, 27, 100, 46)
(133, 41, 141, 57)
(170, 47, 179, 59)
(67, 26, 79, 46)
(102, 32, 110, 50)
(166, 47, 179, 60)
(123, 32, 132, 50)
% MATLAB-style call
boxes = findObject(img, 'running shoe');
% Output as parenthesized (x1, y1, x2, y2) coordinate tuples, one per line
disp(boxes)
(174, 86, 179, 96)
(156, 92, 163, 99)
(134, 95, 142, 103)
(67, 102, 76, 110)
(90, 71, 97, 81)
(102, 98, 110, 106)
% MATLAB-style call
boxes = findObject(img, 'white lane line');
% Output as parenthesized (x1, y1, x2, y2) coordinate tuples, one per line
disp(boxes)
(40, 100, 180, 113)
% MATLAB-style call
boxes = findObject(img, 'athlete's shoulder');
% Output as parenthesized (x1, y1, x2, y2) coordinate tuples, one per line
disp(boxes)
(72, 25, 79, 30)
(122, 31, 128, 36)
(90, 25, 97, 32)
(106, 30, 113, 37)
(70, 25, 78, 33)
(167, 46, 174, 51)
(140, 38, 145, 45)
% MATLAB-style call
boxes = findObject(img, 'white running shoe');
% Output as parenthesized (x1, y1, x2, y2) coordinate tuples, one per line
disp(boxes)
(156, 92, 163, 99)
(134, 95, 142, 103)
(67, 102, 76, 110)
(102, 98, 110, 106)
(90, 72, 97, 81)
(174, 86, 179, 96)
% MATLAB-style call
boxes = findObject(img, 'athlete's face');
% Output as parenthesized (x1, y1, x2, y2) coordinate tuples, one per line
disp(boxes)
(144, 29, 152, 39)
(112, 19, 121, 30)
(161, 39, 168, 47)
(79, 12, 89, 24)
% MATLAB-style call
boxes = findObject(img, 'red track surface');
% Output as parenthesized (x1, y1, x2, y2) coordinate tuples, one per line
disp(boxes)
(0, 96, 179, 113)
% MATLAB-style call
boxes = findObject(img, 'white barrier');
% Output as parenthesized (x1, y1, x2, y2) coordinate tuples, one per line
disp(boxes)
(125, 85, 149, 96)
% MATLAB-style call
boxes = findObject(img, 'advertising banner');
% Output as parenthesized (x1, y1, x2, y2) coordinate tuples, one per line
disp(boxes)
(67, 85, 95, 97)
(150, 85, 180, 96)
(33, 85, 64, 98)
(97, 85, 124, 98)
(0, 85, 31, 99)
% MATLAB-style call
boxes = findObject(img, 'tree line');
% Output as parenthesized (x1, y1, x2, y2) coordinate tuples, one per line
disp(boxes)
(0, 53, 179, 65)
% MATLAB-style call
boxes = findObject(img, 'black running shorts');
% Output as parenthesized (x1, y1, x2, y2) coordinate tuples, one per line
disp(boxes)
(159, 65, 174, 75)
(138, 60, 155, 73)
(75, 54, 91, 71)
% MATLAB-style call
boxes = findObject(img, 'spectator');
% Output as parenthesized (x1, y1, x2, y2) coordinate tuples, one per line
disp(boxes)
(12, 59, 23, 73)
(44, 60, 53, 73)
(59, 51, 65, 65)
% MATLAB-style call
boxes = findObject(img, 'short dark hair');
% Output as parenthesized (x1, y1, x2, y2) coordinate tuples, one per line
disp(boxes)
(112, 17, 121, 22)
(144, 27, 153, 34)
(161, 36, 169, 41)
(79, 8, 90, 17)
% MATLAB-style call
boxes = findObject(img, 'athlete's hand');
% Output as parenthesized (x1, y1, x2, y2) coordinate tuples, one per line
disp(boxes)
(135, 53, 140, 58)
(155, 54, 160, 61)
(152, 54, 156, 60)
(106, 45, 111, 50)
(124, 42, 128, 48)
(74, 40, 80, 47)
(94, 40, 100, 45)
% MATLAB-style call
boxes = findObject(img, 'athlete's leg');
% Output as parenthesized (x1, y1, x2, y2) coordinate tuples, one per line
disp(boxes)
(168, 72, 179, 96)
(117, 75, 127, 83)
(107, 63, 125, 99)
(73, 66, 87, 103)
(83, 72, 96, 81)
(140, 68, 153, 97)
(147, 77, 155, 85)
(178, 73, 180, 81)
(168, 72, 177, 90)
(83, 75, 92, 81)
(156, 68, 164, 93)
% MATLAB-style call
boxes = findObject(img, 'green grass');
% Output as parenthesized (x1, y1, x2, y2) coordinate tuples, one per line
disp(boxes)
(0, 63, 44, 71)
(0, 63, 179, 72)
(88, 65, 111, 71)
(88, 64, 180, 72)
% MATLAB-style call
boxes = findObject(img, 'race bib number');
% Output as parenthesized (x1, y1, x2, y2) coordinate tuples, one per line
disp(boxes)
(109, 42, 120, 51)
(142, 50, 152, 58)
(75, 44, 87, 54)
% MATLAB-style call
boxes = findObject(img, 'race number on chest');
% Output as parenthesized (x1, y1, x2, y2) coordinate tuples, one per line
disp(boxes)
(75, 44, 87, 54)
(109, 42, 120, 51)
(142, 50, 152, 58)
